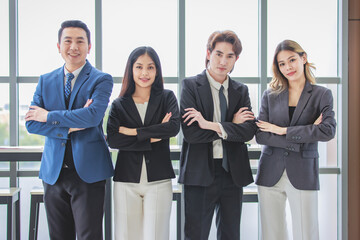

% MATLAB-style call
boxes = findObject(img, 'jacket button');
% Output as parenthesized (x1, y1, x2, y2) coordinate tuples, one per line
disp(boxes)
(283, 152, 289, 156)
(57, 134, 63, 137)
(61, 142, 66, 147)
(145, 159, 150, 164)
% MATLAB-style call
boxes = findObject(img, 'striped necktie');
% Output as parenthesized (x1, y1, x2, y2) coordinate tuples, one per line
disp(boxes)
(64, 72, 74, 102)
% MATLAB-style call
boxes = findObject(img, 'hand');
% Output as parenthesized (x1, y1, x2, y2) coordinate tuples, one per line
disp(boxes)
(68, 128, 85, 133)
(256, 120, 287, 135)
(232, 107, 255, 124)
(182, 108, 209, 129)
(314, 113, 322, 125)
(162, 112, 172, 123)
(151, 138, 161, 143)
(119, 126, 137, 136)
(25, 106, 49, 122)
(83, 99, 93, 108)
(68, 100, 93, 133)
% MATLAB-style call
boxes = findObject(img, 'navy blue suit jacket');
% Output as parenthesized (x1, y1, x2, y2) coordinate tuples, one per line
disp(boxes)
(26, 61, 114, 185)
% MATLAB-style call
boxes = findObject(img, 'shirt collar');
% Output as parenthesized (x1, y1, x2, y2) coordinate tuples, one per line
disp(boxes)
(206, 70, 229, 91)
(64, 63, 86, 78)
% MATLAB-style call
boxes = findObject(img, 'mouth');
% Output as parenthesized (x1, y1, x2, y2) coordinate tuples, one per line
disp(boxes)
(287, 71, 296, 77)
(218, 67, 227, 71)
(139, 78, 150, 82)
(68, 53, 80, 57)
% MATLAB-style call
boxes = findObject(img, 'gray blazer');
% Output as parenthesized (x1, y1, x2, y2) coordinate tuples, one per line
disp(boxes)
(255, 81, 336, 190)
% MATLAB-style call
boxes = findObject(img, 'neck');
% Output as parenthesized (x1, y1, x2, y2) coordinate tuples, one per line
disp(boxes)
(208, 68, 227, 84)
(65, 63, 85, 73)
(288, 76, 306, 91)
(132, 87, 151, 103)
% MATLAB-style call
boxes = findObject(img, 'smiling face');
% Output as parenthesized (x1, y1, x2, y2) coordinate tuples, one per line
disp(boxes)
(277, 50, 307, 84)
(57, 27, 91, 72)
(132, 54, 156, 91)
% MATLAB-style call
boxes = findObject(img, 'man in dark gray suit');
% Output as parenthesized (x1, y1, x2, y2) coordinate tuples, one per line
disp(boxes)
(179, 30, 257, 239)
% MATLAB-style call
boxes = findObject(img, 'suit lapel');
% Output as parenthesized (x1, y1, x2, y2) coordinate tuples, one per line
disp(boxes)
(122, 96, 143, 126)
(197, 72, 214, 121)
(290, 81, 313, 126)
(227, 79, 241, 121)
(144, 90, 162, 126)
(68, 61, 91, 109)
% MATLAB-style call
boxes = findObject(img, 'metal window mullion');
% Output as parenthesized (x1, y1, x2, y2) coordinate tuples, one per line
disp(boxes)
(95, 0, 102, 71)
(259, 0, 267, 105)
(9, 0, 19, 188)
(178, 0, 185, 145)
(339, 0, 348, 239)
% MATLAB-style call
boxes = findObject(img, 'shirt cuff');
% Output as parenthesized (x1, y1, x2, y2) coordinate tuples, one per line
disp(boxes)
(217, 123, 228, 140)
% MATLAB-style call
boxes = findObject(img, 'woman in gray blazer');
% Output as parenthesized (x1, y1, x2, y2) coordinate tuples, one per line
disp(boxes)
(255, 40, 336, 240)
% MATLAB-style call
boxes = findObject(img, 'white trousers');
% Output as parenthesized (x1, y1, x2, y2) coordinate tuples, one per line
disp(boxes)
(258, 170, 319, 240)
(113, 161, 172, 240)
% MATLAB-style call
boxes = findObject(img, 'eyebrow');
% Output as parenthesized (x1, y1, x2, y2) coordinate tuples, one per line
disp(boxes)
(215, 50, 235, 56)
(278, 55, 296, 63)
(135, 62, 155, 65)
(63, 36, 86, 40)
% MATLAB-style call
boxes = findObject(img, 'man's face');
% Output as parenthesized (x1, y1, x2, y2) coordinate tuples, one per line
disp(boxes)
(206, 41, 238, 83)
(57, 27, 91, 72)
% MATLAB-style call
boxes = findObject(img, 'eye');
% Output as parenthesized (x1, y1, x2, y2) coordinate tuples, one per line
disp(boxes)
(136, 66, 142, 69)
(290, 58, 296, 62)
(279, 63, 285, 67)
(149, 66, 155, 70)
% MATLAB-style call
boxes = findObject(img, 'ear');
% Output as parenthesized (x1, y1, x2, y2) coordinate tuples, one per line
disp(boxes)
(57, 43, 60, 53)
(206, 50, 211, 61)
(88, 43, 92, 54)
(302, 53, 307, 64)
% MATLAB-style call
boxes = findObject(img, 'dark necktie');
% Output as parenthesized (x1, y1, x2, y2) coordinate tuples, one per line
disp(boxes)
(64, 72, 74, 103)
(219, 86, 229, 172)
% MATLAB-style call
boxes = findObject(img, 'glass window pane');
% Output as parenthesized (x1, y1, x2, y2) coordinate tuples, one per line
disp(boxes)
(103, 0, 178, 77)
(19, 177, 48, 240)
(318, 84, 338, 167)
(268, 0, 338, 77)
(0, 0, 9, 76)
(19, 83, 45, 146)
(0, 83, 9, 146)
(18, 0, 95, 76)
(186, 0, 258, 77)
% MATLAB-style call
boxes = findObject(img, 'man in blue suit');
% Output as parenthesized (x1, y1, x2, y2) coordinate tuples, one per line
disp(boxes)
(25, 20, 114, 240)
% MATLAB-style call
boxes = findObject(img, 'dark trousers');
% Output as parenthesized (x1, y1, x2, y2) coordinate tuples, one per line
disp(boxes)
(43, 168, 106, 240)
(184, 159, 243, 240)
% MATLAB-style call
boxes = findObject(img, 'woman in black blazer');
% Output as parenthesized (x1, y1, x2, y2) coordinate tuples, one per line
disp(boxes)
(107, 46, 180, 240)
(255, 40, 336, 240)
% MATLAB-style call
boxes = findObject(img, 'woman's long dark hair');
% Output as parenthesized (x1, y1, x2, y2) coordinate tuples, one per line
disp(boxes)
(119, 46, 164, 97)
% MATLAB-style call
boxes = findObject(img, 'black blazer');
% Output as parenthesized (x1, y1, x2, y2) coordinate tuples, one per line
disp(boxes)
(107, 89, 180, 183)
(179, 70, 257, 187)
(255, 81, 336, 190)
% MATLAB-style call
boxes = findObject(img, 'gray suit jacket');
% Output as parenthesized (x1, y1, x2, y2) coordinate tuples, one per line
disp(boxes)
(255, 81, 336, 190)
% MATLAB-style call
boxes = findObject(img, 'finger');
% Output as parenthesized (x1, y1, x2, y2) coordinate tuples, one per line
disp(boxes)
(183, 114, 194, 123)
(187, 118, 197, 126)
(182, 110, 195, 118)
(184, 108, 196, 112)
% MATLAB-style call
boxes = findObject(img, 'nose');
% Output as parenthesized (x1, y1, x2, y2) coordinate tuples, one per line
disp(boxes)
(141, 69, 148, 76)
(220, 56, 227, 65)
(70, 43, 78, 50)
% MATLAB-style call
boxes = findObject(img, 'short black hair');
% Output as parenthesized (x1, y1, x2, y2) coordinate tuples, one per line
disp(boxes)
(58, 20, 91, 44)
